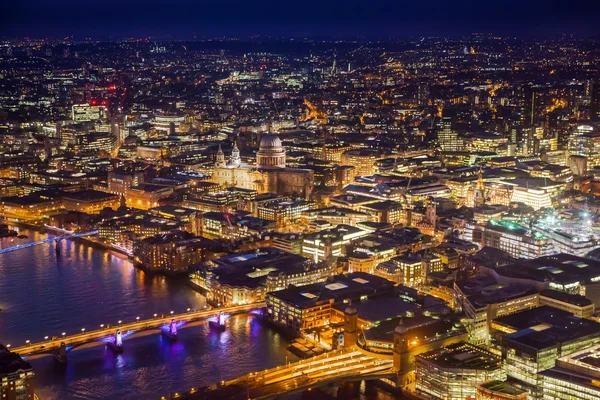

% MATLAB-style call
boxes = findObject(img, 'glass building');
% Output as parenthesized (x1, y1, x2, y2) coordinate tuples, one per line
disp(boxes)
(416, 342, 505, 400)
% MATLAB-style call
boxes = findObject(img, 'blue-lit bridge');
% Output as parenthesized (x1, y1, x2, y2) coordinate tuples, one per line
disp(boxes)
(0, 230, 98, 254)
(7, 303, 264, 363)
(174, 348, 396, 400)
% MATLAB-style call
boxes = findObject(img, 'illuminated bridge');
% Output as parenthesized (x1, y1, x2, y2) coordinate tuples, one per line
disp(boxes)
(7, 303, 264, 363)
(0, 230, 98, 254)
(175, 348, 396, 400)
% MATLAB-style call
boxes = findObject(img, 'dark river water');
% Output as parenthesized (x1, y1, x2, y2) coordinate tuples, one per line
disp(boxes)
(0, 227, 398, 400)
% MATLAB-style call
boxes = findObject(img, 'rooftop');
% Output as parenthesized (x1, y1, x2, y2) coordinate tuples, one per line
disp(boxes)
(417, 342, 502, 370)
(495, 253, 600, 285)
(267, 272, 394, 309)
(0, 344, 33, 375)
(498, 306, 600, 350)
(63, 189, 119, 201)
(479, 380, 526, 396)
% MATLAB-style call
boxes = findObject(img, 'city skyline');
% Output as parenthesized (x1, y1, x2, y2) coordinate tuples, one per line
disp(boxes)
(2, 0, 600, 39)
(2, 5, 600, 399)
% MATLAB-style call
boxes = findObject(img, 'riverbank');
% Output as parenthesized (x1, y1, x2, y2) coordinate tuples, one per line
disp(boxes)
(2, 220, 134, 260)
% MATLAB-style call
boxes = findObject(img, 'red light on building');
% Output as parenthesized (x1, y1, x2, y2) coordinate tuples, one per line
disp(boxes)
(90, 99, 97, 105)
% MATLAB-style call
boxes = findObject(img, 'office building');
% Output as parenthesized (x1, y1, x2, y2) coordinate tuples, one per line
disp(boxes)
(498, 306, 600, 398)
(62, 190, 120, 214)
(454, 276, 539, 345)
(437, 117, 463, 152)
(416, 342, 505, 400)
(190, 248, 332, 307)
(266, 272, 394, 334)
(133, 230, 209, 274)
(540, 343, 600, 400)
(0, 344, 35, 400)
(341, 149, 381, 176)
(302, 224, 368, 262)
(71, 104, 106, 122)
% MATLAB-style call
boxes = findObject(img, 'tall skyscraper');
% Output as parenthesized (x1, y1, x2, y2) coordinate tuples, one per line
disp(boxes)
(436, 117, 462, 151)
(523, 84, 537, 126)
(417, 84, 431, 106)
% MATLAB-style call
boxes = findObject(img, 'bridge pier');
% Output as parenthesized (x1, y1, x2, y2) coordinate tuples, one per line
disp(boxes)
(107, 330, 124, 353)
(162, 319, 178, 341)
(324, 383, 339, 396)
(53, 342, 68, 363)
(209, 311, 227, 331)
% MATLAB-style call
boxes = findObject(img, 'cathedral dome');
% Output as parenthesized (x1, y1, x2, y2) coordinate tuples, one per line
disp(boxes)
(259, 134, 283, 151)
(256, 133, 286, 169)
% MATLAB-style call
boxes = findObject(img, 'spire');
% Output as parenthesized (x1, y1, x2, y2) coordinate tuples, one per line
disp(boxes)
(395, 317, 408, 334)
(477, 166, 485, 190)
(215, 144, 226, 168)
(229, 141, 241, 167)
(474, 166, 485, 208)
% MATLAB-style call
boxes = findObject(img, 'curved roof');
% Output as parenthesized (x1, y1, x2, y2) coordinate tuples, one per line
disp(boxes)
(259, 134, 283, 151)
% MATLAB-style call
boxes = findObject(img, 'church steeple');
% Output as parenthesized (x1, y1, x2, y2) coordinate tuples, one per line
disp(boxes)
(474, 168, 485, 208)
(229, 141, 241, 167)
(215, 144, 226, 168)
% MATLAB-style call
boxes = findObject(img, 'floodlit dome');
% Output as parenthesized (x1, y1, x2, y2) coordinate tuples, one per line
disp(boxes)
(259, 133, 283, 151)
(256, 133, 286, 169)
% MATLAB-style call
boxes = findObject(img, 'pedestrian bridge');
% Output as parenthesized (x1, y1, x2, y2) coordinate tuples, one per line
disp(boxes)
(178, 348, 396, 400)
(0, 230, 98, 254)
(7, 303, 264, 363)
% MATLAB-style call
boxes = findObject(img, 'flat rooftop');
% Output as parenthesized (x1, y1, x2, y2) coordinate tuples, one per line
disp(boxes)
(303, 224, 366, 242)
(496, 253, 600, 285)
(457, 278, 538, 309)
(267, 272, 394, 309)
(192, 248, 311, 289)
(63, 190, 119, 201)
(498, 306, 600, 350)
(539, 289, 593, 307)
(332, 294, 420, 323)
(417, 342, 502, 370)
(479, 380, 526, 396)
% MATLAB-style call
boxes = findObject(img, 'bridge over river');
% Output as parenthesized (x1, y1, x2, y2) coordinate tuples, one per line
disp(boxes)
(0, 230, 98, 254)
(7, 303, 264, 363)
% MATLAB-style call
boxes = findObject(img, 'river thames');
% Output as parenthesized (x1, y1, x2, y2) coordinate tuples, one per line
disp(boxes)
(0, 228, 397, 400)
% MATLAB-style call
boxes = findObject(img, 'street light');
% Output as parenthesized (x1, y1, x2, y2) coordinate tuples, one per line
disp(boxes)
(62, 332, 66, 337)
(187, 308, 191, 312)
(136, 316, 140, 321)
(81, 328, 85, 333)
(100, 324, 104, 329)
(26, 340, 30, 345)
(118, 320, 122, 326)
(154, 313, 158, 318)
(170, 311, 174, 315)
(44, 336, 49, 341)
(6, 344, 10, 348)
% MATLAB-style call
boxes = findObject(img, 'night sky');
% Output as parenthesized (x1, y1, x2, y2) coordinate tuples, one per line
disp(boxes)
(2, 0, 599, 39)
